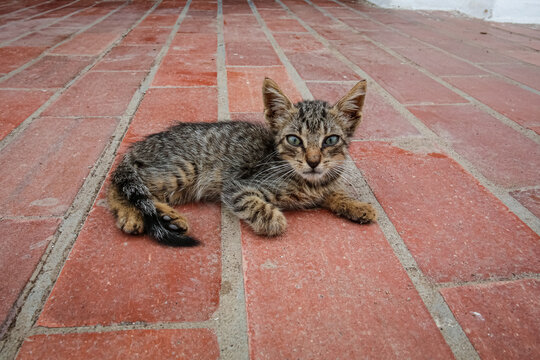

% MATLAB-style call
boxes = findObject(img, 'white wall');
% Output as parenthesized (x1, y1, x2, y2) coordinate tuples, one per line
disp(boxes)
(366, 0, 540, 24)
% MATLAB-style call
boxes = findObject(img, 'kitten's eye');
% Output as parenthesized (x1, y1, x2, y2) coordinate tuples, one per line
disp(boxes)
(286, 135, 302, 147)
(323, 135, 340, 147)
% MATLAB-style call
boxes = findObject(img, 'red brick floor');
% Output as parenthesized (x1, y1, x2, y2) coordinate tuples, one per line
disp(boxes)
(1, 0, 539, 359)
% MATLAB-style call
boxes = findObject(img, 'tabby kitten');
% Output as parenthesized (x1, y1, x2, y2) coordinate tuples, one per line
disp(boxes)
(107, 78, 376, 246)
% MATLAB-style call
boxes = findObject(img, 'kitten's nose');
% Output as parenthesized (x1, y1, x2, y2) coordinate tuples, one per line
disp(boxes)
(306, 149, 321, 169)
(307, 158, 320, 169)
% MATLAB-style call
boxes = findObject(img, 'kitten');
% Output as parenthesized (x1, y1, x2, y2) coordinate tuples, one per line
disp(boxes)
(107, 78, 376, 246)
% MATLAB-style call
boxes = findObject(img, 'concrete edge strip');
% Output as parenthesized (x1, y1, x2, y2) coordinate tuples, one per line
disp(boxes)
(215, 1, 250, 359)
(275, 0, 481, 358)
(0, 1, 197, 357)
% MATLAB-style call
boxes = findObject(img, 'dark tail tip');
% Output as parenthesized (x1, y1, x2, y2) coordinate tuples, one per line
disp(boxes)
(156, 232, 201, 247)
(144, 214, 201, 247)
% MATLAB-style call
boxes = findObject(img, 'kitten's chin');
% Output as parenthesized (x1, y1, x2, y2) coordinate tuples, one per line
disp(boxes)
(300, 169, 326, 183)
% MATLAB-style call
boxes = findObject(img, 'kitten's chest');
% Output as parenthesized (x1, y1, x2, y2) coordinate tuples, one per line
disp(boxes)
(275, 182, 329, 209)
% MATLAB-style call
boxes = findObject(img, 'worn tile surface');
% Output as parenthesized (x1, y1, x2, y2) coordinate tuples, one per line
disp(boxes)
(1, 1, 539, 359)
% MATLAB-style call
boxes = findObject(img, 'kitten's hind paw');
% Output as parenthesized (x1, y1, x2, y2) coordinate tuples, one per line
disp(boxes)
(161, 214, 189, 233)
(154, 202, 190, 234)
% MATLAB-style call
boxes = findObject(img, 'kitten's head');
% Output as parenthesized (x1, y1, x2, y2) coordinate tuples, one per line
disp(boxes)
(262, 78, 366, 184)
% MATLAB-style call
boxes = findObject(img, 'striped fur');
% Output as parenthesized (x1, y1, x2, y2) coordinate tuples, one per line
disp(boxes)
(107, 78, 376, 246)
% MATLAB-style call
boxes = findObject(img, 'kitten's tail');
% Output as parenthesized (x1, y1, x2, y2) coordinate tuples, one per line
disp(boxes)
(111, 156, 199, 247)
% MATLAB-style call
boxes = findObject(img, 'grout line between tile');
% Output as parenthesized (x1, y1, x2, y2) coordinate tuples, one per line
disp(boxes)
(436, 273, 540, 290)
(29, 320, 216, 337)
(150, 85, 218, 89)
(0, 1, 130, 154)
(332, 0, 540, 143)
(278, 0, 483, 358)
(0, 0, 77, 30)
(253, 0, 481, 358)
(301, 0, 540, 235)
(0, 0, 55, 21)
(0, 1, 116, 84)
(248, 0, 312, 100)
(0, 1, 196, 357)
(214, 2, 250, 359)
(0, 0, 86, 47)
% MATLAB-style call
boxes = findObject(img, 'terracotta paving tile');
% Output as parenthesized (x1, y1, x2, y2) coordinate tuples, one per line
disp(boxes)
(226, 40, 281, 66)
(128, 87, 218, 138)
(0, 117, 117, 217)
(445, 76, 540, 130)
(350, 142, 540, 283)
(17, 329, 219, 359)
(503, 49, 540, 67)
(440, 280, 540, 360)
(223, 4, 252, 15)
(0, 46, 46, 73)
(227, 66, 302, 113)
(38, 202, 222, 326)
(510, 189, 540, 219)
(0, 55, 92, 89)
(50, 32, 120, 56)
(394, 46, 488, 76)
(306, 81, 419, 139)
(242, 210, 453, 359)
(169, 33, 217, 54)
(369, 63, 466, 104)
(190, 1, 217, 11)
(230, 112, 265, 123)
(273, 33, 326, 52)
(94, 45, 159, 71)
(153, 53, 216, 86)
(121, 26, 171, 45)
(339, 16, 385, 31)
(324, 6, 368, 19)
(263, 18, 306, 32)
(407, 105, 540, 188)
(0, 218, 61, 331)
(44, 71, 146, 117)
(482, 63, 540, 91)
(286, 50, 361, 81)
(311, 23, 356, 41)
(0, 89, 53, 140)
(223, 13, 259, 29)
(363, 30, 424, 49)
(10, 26, 77, 47)
(139, 14, 178, 27)
(178, 13, 217, 33)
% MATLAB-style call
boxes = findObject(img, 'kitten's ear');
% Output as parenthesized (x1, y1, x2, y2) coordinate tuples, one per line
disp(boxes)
(331, 80, 367, 137)
(262, 77, 294, 132)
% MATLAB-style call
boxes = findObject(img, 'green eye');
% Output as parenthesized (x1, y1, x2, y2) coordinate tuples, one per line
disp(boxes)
(324, 135, 339, 146)
(286, 135, 302, 147)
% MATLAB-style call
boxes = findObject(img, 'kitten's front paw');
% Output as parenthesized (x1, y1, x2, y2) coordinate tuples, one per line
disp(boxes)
(346, 201, 377, 224)
(116, 209, 144, 235)
(251, 209, 287, 237)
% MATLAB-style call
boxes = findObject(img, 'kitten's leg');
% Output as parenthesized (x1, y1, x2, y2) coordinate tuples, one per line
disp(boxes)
(107, 185, 144, 235)
(322, 190, 377, 224)
(227, 189, 287, 236)
(153, 201, 190, 234)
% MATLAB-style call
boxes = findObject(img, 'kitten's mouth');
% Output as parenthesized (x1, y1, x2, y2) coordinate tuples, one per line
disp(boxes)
(302, 169, 325, 180)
